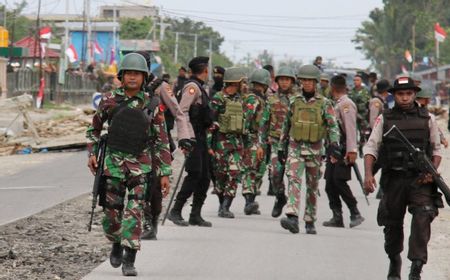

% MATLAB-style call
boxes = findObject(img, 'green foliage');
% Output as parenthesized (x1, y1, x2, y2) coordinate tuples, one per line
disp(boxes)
(3, 1, 34, 42)
(354, 0, 450, 77)
(119, 17, 153, 40)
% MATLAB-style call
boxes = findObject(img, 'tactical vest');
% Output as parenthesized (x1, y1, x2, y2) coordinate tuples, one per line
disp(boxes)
(268, 95, 289, 138)
(290, 97, 325, 143)
(218, 96, 244, 134)
(187, 79, 213, 133)
(107, 95, 159, 156)
(379, 105, 431, 170)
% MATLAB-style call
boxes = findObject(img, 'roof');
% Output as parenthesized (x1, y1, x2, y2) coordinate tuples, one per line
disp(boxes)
(14, 36, 60, 58)
(55, 21, 120, 32)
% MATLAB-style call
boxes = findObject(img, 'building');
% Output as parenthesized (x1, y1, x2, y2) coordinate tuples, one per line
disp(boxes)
(100, 5, 159, 19)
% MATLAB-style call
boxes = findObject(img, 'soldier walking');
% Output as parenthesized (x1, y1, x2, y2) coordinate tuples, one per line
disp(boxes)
(208, 67, 246, 218)
(348, 74, 370, 155)
(364, 77, 443, 280)
(323, 75, 364, 228)
(241, 68, 271, 215)
(319, 73, 331, 98)
(167, 56, 213, 227)
(278, 64, 340, 235)
(86, 53, 172, 276)
(257, 67, 297, 218)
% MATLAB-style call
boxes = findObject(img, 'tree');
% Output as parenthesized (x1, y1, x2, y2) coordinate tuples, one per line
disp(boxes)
(3, 1, 33, 43)
(120, 17, 153, 40)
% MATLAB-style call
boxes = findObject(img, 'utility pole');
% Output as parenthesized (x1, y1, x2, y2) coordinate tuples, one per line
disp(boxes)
(59, 0, 69, 84)
(208, 37, 213, 80)
(174, 31, 180, 64)
(112, 4, 116, 61)
(194, 33, 198, 57)
(3, 0, 6, 28)
(86, 0, 92, 65)
(35, 0, 43, 107)
(412, 23, 416, 73)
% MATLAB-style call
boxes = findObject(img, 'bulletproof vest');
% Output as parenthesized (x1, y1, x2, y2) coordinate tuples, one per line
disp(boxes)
(290, 97, 325, 143)
(107, 96, 154, 156)
(268, 94, 289, 138)
(187, 79, 213, 133)
(379, 105, 431, 170)
(349, 89, 369, 115)
(218, 95, 244, 134)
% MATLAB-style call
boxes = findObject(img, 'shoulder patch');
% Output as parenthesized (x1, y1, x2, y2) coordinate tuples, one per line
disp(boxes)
(374, 102, 381, 108)
(165, 85, 174, 96)
(343, 104, 350, 113)
(188, 87, 196, 95)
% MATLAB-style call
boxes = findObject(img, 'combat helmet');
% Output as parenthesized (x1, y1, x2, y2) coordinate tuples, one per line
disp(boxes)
(275, 66, 296, 82)
(250, 68, 271, 86)
(298, 64, 320, 82)
(416, 89, 433, 99)
(224, 67, 246, 83)
(118, 53, 149, 82)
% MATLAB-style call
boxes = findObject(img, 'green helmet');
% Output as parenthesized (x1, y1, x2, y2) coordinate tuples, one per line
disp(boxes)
(320, 73, 330, 82)
(250, 69, 271, 86)
(298, 64, 320, 82)
(118, 53, 149, 81)
(224, 67, 246, 83)
(416, 89, 432, 99)
(275, 67, 296, 82)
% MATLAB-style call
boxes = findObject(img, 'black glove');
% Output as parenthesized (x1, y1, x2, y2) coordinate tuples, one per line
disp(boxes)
(327, 143, 343, 159)
(278, 150, 287, 165)
(179, 138, 196, 152)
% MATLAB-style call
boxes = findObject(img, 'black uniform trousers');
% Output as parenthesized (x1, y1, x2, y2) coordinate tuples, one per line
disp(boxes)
(377, 170, 438, 263)
(324, 160, 358, 211)
(176, 131, 211, 207)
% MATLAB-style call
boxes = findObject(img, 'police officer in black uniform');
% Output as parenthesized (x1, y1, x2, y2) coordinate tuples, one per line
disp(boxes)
(364, 77, 443, 280)
(168, 56, 213, 227)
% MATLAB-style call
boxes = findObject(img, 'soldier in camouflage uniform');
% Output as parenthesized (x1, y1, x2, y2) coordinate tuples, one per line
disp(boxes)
(208, 67, 247, 218)
(348, 74, 370, 156)
(241, 68, 271, 215)
(319, 73, 331, 98)
(279, 64, 340, 235)
(86, 53, 172, 276)
(257, 67, 297, 218)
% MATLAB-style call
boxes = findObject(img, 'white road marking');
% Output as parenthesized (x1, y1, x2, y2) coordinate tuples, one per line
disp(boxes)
(0, 186, 59, 190)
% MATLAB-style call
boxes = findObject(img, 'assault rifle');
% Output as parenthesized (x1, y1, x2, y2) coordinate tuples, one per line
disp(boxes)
(384, 125, 450, 207)
(352, 162, 370, 205)
(88, 135, 107, 232)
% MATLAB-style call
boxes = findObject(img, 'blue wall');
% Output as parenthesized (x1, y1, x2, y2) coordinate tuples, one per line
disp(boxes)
(70, 31, 119, 64)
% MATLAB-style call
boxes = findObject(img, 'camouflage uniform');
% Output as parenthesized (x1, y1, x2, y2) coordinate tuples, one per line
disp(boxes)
(348, 86, 370, 152)
(208, 91, 244, 198)
(86, 88, 171, 250)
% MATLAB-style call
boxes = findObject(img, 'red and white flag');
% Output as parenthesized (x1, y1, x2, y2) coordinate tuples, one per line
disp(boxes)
(39, 26, 52, 40)
(401, 65, 408, 74)
(404, 50, 412, 63)
(40, 42, 47, 58)
(65, 44, 78, 63)
(36, 77, 46, 109)
(435, 23, 446, 42)
(93, 41, 103, 55)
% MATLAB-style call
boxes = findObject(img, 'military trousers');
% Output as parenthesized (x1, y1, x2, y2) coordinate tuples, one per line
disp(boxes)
(102, 174, 147, 250)
(285, 149, 321, 222)
(242, 136, 266, 195)
(268, 140, 285, 195)
(324, 161, 358, 211)
(378, 171, 439, 263)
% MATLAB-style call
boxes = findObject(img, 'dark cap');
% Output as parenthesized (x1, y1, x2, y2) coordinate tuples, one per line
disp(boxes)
(376, 79, 391, 93)
(188, 56, 209, 70)
(213, 66, 225, 75)
(179, 66, 187, 72)
(389, 76, 421, 93)
(369, 72, 377, 79)
(331, 75, 347, 88)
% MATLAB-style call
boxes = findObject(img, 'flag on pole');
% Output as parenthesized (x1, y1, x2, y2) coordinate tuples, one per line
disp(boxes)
(39, 27, 52, 39)
(40, 42, 47, 58)
(65, 44, 78, 63)
(110, 48, 116, 64)
(93, 41, 103, 55)
(36, 77, 46, 109)
(401, 65, 408, 74)
(435, 23, 446, 42)
(404, 50, 413, 63)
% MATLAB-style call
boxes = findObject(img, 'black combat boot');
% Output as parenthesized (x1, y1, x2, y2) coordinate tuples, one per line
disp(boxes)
(122, 247, 138, 276)
(168, 199, 189, 226)
(243, 194, 260, 215)
(349, 207, 365, 228)
(280, 215, 299, 234)
(218, 196, 235, 218)
(323, 209, 344, 228)
(109, 242, 123, 268)
(141, 215, 158, 240)
(267, 180, 275, 196)
(189, 200, 212, 227)
(217, 193, 224, 213)
(387, 254, 401, 280)
(409, 260, 423, 280)
(305, 222, 317, 235)
(271, 194, 287, 218)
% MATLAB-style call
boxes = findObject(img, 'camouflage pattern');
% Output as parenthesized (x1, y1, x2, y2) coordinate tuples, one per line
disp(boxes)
(280, 92, 340, 222)
(208, 91, 244, 197)
(242, 90, 266, 195)
(258, 89, 295, 195)
(348, 86, 370, 132)
(86, 88, 172, 249)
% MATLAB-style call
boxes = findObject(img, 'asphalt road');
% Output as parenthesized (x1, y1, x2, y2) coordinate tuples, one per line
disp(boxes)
(83, 161, 444, 280)
(0, 151, 91, 225)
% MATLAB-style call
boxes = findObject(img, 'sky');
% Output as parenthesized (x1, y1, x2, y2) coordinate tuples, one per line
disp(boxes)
(18, 0, 384, 69)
